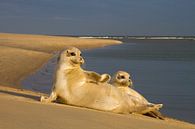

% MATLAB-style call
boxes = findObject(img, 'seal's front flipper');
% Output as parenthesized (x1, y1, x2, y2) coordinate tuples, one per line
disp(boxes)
(99, 74, 111, 83)
(40, 92, 57, 103)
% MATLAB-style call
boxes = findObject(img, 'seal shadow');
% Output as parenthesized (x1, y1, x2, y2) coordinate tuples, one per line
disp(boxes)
(0, 89, 40, 101)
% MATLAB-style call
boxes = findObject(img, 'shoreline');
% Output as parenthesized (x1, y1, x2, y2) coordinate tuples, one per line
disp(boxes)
(0, 33, 194, 129)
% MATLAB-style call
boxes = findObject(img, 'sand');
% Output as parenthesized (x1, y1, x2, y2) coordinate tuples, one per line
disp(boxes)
(0, 33, 194, 129)
(0, 86, 194, 129)
(0, 33, 121, 87)
(0, 33, 122, 52)
(0, 46, 51, 87)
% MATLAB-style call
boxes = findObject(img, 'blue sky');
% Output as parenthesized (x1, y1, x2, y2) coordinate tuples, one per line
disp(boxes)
(0, 0, 195, 35)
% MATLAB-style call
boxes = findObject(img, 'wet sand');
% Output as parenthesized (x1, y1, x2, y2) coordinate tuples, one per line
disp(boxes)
(0, 33, 194, 129)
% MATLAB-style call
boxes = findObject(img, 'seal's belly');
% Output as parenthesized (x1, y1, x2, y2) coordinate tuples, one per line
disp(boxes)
(73, 83, 122, 111)
(63, 69, 86, 103)
(66, 69, 86, 83)
(61, 69, 124, 112)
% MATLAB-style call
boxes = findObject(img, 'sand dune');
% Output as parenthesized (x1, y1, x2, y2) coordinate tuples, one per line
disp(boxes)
(0, 33, 122, 52)
(0, 33, 121, 87)
(0, 33, 194, 129)
(0, 86, 194, 129)
(0, 46, 51, 87)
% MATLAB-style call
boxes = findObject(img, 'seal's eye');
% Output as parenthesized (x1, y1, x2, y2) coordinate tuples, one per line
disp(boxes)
(121, 76, 125, 79)
(70, 52, 76, 56)
(80, 53, 82, 56)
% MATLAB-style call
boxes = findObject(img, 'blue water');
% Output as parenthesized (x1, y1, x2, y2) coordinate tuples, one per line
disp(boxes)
(22, 39, 195, 123)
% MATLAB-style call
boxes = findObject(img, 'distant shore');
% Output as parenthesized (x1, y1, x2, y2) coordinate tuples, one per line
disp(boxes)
(0, 33, 194, 129)
(77, 36, 195, 40)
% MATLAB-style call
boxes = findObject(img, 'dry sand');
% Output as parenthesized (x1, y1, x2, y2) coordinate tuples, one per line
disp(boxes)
(0, 33, 121, 87)
(0, 33, 122, 52)
(0, 86, 194, 129)
(0, 33, 194, 129)
(0, 45, 51, 87)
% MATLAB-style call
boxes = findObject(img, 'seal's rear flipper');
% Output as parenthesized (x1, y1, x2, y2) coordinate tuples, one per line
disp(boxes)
(139, 104, 163, 114)
(144, 110, 165, 120)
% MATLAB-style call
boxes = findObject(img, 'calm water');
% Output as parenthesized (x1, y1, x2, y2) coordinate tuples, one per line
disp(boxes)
(22, 39, 195, 123)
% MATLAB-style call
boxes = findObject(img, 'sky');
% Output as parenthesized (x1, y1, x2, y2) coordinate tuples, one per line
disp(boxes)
(0, 0, 195, 36)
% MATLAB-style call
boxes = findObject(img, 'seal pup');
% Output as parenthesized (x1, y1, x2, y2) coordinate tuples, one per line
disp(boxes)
(111, 71, 148, 104)
(111, 71, 164, 119)
(41, 47, 162, 114)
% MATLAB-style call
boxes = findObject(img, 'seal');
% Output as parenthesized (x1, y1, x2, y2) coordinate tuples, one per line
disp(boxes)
(41, 47, 162, 114)
(40, 47, 110, 103)
(111, 71, 164, 119)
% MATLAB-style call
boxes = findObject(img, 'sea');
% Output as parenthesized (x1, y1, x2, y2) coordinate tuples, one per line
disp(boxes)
(22, 38, 195, 123)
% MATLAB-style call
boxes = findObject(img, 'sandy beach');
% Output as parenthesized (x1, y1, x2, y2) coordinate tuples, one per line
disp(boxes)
(0, 33, 121, 87)
(0, 33, 194, 129)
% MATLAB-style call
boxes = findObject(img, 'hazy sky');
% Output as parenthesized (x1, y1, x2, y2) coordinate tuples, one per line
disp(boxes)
(0, 0, 195, 36)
